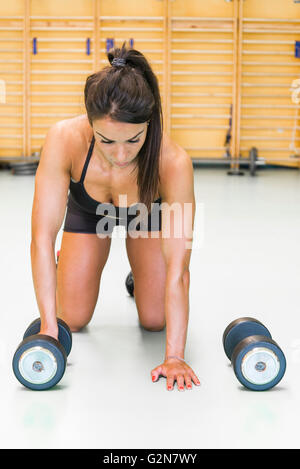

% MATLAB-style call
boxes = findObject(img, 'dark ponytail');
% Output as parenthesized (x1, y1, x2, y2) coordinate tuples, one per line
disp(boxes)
(84, 42, 163, 212)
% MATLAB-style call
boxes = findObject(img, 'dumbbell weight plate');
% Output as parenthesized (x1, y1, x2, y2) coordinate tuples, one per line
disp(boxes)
(223, 317, 272, 361)
(12, 335, 67, 391)
(231, 335, 286, 391)
(23, 317, 72, 357)
(249, 147, 258, 177)
(12, 169, 37, 176)
(125, 271, 134, 297)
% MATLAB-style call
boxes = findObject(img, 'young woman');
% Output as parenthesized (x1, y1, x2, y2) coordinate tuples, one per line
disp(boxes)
(30, 43, 200, 392)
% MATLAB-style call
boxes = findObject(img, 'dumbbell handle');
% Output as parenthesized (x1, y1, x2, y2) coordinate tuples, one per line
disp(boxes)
(23, 317, 72, 357)
(24, 318, 58, 341)
(38, 327, 58, 341)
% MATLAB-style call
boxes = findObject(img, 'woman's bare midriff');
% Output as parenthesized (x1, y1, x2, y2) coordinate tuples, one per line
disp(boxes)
(62, 114, 164, 207)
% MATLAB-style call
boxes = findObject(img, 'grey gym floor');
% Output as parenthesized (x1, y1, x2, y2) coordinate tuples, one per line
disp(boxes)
(1, 164, 300, 449)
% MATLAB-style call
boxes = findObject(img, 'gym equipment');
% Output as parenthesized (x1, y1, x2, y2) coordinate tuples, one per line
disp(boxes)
(125, 271, 134, 297)
(12, 317, 72, 391)
(249, 146, 258, 176)
(223, 317, 286, 391)
(11, 162, 38, 175)
(23, 317, 72, 357)
(9, 157, 39, 176)
(0, 156, 40, 175)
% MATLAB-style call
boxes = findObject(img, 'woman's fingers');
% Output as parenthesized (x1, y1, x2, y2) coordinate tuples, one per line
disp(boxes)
(151, 361, 200, 391)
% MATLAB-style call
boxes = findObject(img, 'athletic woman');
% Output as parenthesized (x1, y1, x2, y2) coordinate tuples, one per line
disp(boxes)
(30, 43, 200, 392)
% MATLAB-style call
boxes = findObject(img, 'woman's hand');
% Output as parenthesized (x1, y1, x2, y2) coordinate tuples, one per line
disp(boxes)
(151, 358, 200, 391)
(38, 326, 59, 341)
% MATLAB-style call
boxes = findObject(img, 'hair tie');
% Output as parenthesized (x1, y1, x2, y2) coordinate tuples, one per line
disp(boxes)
(112, 58, 126, 67)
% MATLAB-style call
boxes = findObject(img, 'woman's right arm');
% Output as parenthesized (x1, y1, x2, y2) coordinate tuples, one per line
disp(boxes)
(30, 122, 71, 339)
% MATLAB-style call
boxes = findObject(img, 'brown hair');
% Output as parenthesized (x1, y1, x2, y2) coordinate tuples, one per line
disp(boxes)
(84, 42, 163, 211)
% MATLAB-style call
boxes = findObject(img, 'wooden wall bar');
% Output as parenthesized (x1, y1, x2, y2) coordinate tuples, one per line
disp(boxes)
(0, 0, 299, 168)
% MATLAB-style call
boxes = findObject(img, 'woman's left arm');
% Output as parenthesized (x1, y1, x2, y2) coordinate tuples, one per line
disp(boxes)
(151, 145, 200, 391)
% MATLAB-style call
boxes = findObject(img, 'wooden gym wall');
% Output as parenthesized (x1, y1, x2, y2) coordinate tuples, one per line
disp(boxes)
(0, 0, 299, 168)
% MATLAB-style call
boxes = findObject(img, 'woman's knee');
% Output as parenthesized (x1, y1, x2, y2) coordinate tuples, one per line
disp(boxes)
(139, 314, 166, 332)
(140, 322, 166, 332)
(69, 325, 85, 333)
(57, 310, 93, 333)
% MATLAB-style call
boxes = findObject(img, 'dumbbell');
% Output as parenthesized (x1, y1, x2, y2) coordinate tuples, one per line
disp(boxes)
(125, 271, 134, 297)
(12, 317, 72, 391)
(223, 317, 286, 391)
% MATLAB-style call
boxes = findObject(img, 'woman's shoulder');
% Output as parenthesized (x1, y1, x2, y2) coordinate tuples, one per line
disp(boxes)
(159, 133, 194, 201)
(51, 115, 92, 162)
(56, 114, 91, 145)
(160, 132, 192, 176)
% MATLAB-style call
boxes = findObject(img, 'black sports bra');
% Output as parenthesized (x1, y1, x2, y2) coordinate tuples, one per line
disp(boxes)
(68, 135, 161, 216)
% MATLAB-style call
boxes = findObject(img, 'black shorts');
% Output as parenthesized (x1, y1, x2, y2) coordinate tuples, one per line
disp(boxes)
(63, 196, 162, 235)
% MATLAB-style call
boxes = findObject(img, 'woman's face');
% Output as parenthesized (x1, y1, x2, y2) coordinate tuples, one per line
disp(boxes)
(92, 117, 148, 170)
